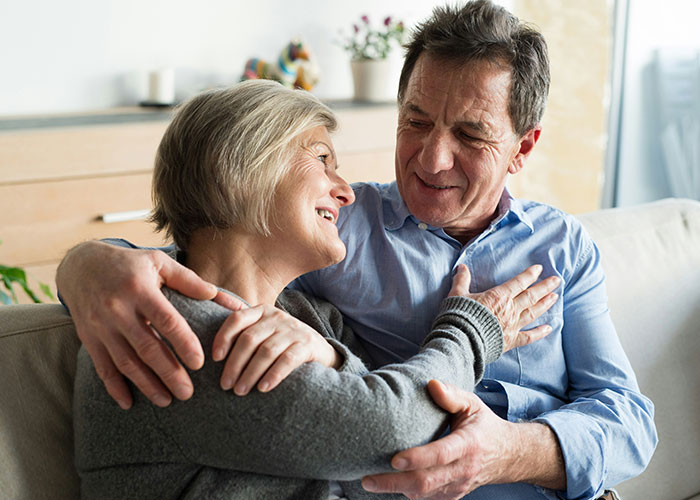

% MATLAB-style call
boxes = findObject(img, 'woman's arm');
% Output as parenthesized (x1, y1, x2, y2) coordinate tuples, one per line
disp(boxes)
(149, 287, 501, 481)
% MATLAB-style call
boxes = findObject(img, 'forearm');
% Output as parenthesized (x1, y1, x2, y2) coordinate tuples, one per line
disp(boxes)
(505, 422, 566, 490)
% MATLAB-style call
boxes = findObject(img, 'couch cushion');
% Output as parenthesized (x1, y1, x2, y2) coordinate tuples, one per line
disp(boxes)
(0, 304, 80, 500)
(578, 198, 700, 500)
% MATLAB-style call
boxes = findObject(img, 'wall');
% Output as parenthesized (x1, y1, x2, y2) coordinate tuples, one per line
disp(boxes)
(509, 0, 612, 214)
(0, 0, 445, 116)
(615, 0, 700, 207)
(2, 0, 613, 216)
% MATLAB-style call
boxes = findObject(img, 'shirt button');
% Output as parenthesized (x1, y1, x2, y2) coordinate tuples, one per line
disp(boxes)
(418, 222, 428, 230)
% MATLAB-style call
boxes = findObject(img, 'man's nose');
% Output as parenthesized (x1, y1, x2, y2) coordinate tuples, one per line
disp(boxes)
(419, 130, 455, 174)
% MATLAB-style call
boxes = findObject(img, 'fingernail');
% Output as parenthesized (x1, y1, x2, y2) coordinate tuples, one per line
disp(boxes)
(234, 383, 247, 396)
(174, 384, 192, 400)
(549, 293, 559, 303)
(394, 458, 409, 470)
(213, 348, 225, 362)
(117, 399, 131, 410)
(362, 478, 378, 492)
(152, 393, 171, 407)
(259, 381, 270, 392)
(186, 353, 204, 370)
(221, 377, 233, 390)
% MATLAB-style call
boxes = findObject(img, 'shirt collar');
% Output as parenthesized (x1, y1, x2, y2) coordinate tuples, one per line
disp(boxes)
(381, 182, 534, 234)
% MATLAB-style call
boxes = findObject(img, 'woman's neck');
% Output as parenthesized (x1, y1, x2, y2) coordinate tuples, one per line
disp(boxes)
(184, 228, 298, 306)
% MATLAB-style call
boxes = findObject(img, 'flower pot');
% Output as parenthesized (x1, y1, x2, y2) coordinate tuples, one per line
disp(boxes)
(350, 59, 397, 103)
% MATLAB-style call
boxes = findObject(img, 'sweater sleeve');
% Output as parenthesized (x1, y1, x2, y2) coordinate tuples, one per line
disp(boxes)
(152, 288, 503, 481)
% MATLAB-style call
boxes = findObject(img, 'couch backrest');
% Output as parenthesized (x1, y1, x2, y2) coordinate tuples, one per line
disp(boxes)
(578, 198, 700, 500)
(0, 304, 80, 500)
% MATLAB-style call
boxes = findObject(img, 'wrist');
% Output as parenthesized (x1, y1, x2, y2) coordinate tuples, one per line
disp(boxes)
(508, 422, 566, 490)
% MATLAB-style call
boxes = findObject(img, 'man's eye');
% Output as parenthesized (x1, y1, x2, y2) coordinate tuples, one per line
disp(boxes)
(458, 131, 479, 142)
(317, 154, 329, 164)
(408, 120, 426, 128)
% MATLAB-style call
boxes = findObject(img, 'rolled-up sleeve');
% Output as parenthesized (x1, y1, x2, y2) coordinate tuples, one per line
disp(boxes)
(534, 238, 657, 499)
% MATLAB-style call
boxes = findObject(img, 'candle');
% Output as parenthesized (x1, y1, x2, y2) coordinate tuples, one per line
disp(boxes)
(148, 68, 175, 104)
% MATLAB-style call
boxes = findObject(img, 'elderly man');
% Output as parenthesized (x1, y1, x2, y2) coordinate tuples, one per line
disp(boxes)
(58, 1, 656, 499)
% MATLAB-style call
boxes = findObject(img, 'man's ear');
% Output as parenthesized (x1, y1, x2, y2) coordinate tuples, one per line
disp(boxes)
(508, 126, 541, 175)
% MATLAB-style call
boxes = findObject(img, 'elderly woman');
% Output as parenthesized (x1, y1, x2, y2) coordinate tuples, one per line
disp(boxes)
(73, 80, 555, 500)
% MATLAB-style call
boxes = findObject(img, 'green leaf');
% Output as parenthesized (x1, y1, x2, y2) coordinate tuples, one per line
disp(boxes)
(39, 282, 55, 300)
(1, 274, 19, 304)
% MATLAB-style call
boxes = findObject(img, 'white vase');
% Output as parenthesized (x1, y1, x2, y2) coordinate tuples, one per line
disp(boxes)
(350, 59, 397, 103)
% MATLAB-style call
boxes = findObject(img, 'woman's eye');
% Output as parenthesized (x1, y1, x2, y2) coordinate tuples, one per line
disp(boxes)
(317, 154, 329, 165)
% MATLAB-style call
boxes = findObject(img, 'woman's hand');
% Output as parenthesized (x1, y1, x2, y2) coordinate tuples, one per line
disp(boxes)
(448, 264, 560, 353)
(212, 304, 342, 395)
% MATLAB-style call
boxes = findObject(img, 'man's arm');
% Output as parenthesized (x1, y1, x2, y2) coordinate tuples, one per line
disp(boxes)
(57, 240, 226, 409)
(362, 389, 565, 498)
(363, 233, 657, 499)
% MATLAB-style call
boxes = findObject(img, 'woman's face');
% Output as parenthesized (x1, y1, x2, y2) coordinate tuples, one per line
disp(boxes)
(272, 126, 355, 272)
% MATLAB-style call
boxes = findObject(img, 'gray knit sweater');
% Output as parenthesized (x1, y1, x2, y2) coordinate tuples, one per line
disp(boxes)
(73, 288, 502, 500)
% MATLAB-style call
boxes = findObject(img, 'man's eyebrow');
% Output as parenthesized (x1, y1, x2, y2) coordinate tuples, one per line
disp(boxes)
(405, 102, 491, 137)
(405, 102, 428, 116)
(457, 120, 490, 136)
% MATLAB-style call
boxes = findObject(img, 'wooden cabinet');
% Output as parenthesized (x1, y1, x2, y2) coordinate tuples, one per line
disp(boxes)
(0, 104, 398, 303)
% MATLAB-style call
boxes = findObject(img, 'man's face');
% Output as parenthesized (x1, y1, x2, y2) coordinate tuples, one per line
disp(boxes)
(395, 54, 539, 241)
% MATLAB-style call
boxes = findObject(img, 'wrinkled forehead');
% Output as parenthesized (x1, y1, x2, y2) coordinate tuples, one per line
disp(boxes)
(402, 55, 514, 132)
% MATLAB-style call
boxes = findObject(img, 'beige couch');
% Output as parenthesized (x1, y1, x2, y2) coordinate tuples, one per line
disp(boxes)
(1, 198, 699, 500)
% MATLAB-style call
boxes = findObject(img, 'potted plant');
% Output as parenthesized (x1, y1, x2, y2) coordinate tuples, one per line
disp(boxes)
(0, 241, 54, 305)
(340, 15, 406, 102)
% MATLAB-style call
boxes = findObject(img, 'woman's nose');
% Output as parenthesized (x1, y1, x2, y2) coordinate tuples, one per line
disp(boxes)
(331, 173, 355, 206)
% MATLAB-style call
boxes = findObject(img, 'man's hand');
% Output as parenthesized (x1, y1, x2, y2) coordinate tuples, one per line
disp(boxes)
(361, 380, 566, 499)
(212, 304, 342, 395)
(57, 241, 229, 409)
(448, 264, 560, 352)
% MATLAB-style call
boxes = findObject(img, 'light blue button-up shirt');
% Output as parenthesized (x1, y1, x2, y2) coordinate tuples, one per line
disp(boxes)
(293, 182, 657, 500)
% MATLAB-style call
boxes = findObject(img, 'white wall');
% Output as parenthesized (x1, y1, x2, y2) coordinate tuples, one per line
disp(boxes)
(615, 0, 700, 206)
(1, 0, 450, 116)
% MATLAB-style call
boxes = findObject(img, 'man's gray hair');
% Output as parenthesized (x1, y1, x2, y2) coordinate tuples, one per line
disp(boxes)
(398, 0, 550, 136)
(150, 79, 337, 249)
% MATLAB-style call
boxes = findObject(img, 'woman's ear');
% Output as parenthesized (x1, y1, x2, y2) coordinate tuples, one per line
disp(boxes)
(508, 126, 542, 175)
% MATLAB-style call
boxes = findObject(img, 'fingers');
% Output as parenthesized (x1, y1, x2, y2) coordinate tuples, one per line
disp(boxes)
(362, 468, 466, 500)
(496, 264, 543, 298)
(243, 342, 309, 393)
(426, 380, 476, 414)
(140, 291, 202, 369)
(101, 325, 176, 407)
(218, 307, 267, 388)
(513, 275, 560, 314)
(447, 265, 472, 297)
(516, 288, 559, 331)
(159, 257, 217, 301)
(512, 324, 553, 349)
(82, 341, 134, 410)
(213, 306, 264, 363)
(387, 381, 479, 471)
(212, 290, 247, 312)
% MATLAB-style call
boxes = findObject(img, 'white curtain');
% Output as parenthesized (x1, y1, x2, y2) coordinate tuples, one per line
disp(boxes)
(654, 49, 700, 200)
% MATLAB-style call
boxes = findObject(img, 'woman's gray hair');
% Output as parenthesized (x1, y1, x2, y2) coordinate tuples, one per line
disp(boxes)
(150, 79, 337, 249)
